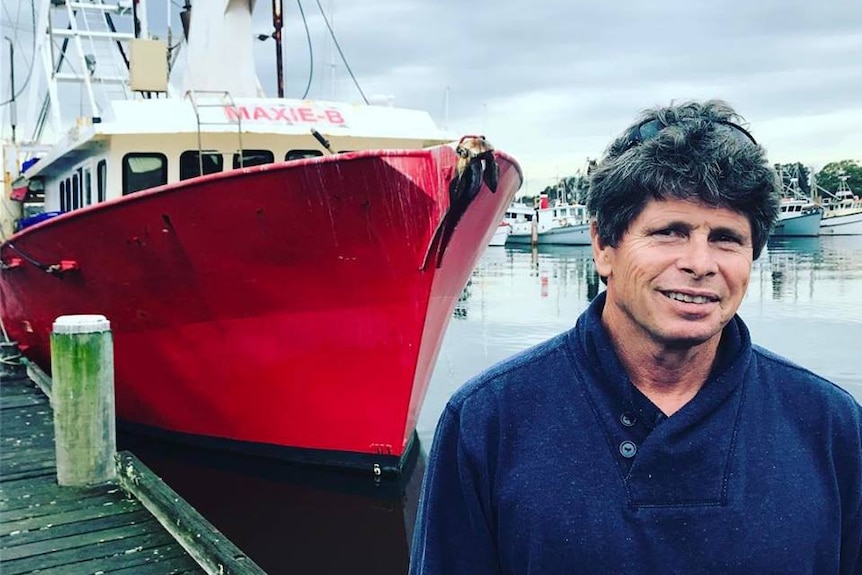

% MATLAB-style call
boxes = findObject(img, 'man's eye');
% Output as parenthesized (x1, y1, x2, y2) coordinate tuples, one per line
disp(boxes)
(714, 234, 742, 244)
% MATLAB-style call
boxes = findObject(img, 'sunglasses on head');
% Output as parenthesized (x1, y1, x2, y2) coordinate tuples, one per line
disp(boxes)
(623, 118, 758, 152)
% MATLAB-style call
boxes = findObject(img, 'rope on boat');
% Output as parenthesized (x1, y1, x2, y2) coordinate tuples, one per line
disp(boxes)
(3, 243, 77, 276)
(4, 243, 50, 271)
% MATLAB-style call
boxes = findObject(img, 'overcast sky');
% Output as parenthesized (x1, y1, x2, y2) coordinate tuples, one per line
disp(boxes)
(3, 0, 862, 191)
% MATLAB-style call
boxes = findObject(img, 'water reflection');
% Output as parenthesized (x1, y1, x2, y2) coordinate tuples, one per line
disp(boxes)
(119, 433, 423, 575)
(751, 235, 862, 321)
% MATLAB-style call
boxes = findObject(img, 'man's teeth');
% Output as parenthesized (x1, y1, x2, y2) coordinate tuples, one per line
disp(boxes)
(665, 292, 713, 304)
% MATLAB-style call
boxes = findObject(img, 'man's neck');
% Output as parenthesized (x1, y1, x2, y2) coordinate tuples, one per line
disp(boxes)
(604, 322, 720, 416)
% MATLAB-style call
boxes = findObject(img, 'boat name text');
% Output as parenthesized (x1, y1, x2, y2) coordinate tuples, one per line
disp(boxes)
(224, 106, 346, 126)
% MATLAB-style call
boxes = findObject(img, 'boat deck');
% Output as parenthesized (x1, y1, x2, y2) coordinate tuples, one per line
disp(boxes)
(0, 372, 260, 574)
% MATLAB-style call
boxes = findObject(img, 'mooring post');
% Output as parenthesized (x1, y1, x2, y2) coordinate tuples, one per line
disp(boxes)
(51, 314, 116, 486)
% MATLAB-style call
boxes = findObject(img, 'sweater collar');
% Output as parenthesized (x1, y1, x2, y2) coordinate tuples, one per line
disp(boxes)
(567, 291, 754, 506)
(575, 290, 749, 417)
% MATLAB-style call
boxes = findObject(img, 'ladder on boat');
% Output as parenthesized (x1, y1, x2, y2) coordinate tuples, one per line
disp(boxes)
(33, 0, 138, 131)
(185, 90, 246, 171)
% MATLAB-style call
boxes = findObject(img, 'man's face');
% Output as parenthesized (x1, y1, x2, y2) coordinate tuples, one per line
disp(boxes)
(592, 198, 754, 349)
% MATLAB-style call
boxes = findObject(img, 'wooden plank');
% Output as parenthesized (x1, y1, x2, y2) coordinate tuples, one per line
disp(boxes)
(0, 387, 41, 407)
(0, 463, 58, 482)
(0, 454, 57, 477)
(0, 489, 132, 523)
(1, 529, 176, 575)
(0, 436, 53, 453)
(0, 389, 43, 407)
(0, 445, 55, 464)
(0, 480, 109, 512)
(1, 404, 53, 423)
(0, 379, 39, 396)
(0, 496, 140, 536)
(0, 436, 54, 455)
(1, 516, 162, 560)
(2, 436, 54, 457)
(1, 425, 54, 442)
(37, 542, 205, 575)
(0, 396, 44, 410)
(23, 358, 53, 404)
(0, 413, 53, 441)
(0, 380, 41, 394)
(0, 473, 57, 501)
(2, 410, 52, 426)
(1, 508, 152, 547)
(0, 406, 52, 425)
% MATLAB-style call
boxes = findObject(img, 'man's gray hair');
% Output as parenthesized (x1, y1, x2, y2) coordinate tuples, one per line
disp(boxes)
(587, 99, 781, 260)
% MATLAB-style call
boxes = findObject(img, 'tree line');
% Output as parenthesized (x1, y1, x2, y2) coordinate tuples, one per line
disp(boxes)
(526, 159, 861, 205)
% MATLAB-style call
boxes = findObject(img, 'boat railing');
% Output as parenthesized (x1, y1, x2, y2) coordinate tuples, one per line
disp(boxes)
(184, 90, 244, 174)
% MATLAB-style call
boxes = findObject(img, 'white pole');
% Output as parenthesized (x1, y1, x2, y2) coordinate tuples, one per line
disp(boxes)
(51, 314, 116, 486)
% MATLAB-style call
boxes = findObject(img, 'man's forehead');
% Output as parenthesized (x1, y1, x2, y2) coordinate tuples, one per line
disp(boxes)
(631, 199, 753, 236)
(637, 199, 749, 222)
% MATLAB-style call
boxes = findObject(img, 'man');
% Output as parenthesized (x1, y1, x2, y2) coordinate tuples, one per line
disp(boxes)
(410, 100, 862, 574)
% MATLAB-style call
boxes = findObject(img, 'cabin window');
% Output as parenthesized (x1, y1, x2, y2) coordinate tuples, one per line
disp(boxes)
(233, 150, 274, 169)
(97, 160, 107, 202)
(84, 168, 92, 206)
(71, 173, 80, 210)
(180, 151, 224, 180)
(286, 149, 323, 161)
(123, 153, 168, 195)
(59, 180, 67, 211)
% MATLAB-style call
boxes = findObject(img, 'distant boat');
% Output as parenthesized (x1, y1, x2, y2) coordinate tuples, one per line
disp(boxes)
(507, 201, 591, 245)
(817, 174, 862, 236)
(771, 198, 823, 237)
(488, 222, 511, 246)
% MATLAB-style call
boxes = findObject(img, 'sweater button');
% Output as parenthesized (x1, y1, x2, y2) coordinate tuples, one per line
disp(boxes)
(620, 412, 637, 427)
(619, 441, 637, 458)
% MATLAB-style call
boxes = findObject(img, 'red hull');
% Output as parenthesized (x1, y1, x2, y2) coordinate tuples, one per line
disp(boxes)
(0, 146, 521, 471)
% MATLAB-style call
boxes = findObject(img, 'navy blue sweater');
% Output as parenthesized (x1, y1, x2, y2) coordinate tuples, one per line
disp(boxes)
(411, 293, 862, 574)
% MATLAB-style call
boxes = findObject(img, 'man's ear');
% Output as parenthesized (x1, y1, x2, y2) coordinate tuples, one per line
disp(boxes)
(591, 220, 613, 279)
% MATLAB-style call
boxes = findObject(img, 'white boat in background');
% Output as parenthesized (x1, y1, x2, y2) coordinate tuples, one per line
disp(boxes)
(771, 198, 822, 237)
(488, 222, 511, 246)
(502, 202, 536, 225)
(507, 201, 591, 245)
(817, 174, 862, 236)
(770, 175, 822, 237)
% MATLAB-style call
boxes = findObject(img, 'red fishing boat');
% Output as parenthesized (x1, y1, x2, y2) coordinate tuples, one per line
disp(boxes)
(1, 0, 522, 473)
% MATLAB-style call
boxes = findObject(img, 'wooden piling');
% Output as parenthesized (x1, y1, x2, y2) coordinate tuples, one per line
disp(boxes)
(50, 314, 116, 486)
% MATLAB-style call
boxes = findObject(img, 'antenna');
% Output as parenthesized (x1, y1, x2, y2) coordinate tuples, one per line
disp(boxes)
(272, 0, 284, 98)
(4, 37, 16, 143)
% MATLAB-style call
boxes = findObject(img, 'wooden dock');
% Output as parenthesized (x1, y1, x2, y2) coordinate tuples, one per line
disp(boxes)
(1, 366, 265, 574)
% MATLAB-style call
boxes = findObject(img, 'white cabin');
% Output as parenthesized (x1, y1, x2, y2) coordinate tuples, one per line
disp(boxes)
(18, 96, 451, 221)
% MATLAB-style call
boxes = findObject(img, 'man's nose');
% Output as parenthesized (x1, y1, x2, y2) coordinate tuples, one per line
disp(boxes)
(678, 236, 718, 278)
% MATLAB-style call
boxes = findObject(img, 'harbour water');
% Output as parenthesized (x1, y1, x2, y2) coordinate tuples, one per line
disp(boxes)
(125, 234, 862, 575)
